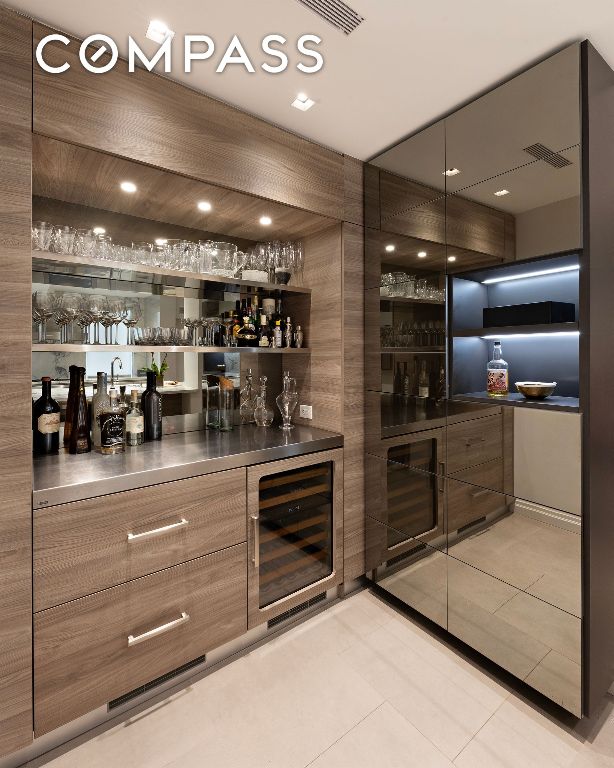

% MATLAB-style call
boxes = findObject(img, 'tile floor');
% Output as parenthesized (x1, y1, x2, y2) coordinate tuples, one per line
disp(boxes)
(27, 590, 614, 768)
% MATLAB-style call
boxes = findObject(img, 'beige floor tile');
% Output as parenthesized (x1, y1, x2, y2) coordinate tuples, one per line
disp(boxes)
(310, 702, 453, 768)
(527, 570, 582, 618)
(525, 650, 582, 716)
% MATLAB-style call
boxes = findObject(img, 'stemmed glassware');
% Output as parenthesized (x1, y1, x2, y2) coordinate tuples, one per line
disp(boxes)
(32, 292, 54, 343)
(122, 299, 142, 345)
(87, 295, 105, 345)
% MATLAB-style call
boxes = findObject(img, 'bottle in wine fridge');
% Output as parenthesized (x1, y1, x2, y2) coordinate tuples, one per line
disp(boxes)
(487, 340, 509, 397)
(63, 364, 79, 446)
(68, 367, 91, 454)
(126, 389, 145, 446)
(141, 370, 162, 441)
(32, 377, 61, 456)
(417, 360, 430, 399)
(91, 371, 110, 449)
(98, 389, 126, 455)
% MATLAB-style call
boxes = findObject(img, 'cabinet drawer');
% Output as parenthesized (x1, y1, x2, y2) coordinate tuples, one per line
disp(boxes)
(447, 464, 507, 533)
(34, 543, 247, 736)
(34, 468, 246, 611)
(446, 414, 503, 474)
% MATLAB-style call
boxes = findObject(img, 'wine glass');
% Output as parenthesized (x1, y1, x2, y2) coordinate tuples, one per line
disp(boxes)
(62, 294, 81, 343)
(32, 292, 54, 344)
(87, 294, 105, 345)
(122, 299, 142, 346)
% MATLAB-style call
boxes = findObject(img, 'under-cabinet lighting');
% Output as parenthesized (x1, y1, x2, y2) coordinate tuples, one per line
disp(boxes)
(443, 168, 461, 177)
(120, 181, 137, 193)
(259, 216, 272, 226)
(146, 19, 175, 44)
(155, 238, 167, 246)
(494, 189, 510, 197)
(417, 251, 427, 258)
(481, 265, 579, 284)
(197, 201, 212, 212)
(385, 244, 395, 252)
(448, 255, 457, 262)
(480, 331, 580, 339)
(93, 227, 106, 235)
(292, 93, 315, 111)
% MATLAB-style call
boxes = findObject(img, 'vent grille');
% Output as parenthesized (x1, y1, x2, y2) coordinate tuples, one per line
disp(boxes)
(523, 143, 572, 168)
(267, 592, 327, 629)
(296, 0, 364, 35)
(387, 543, 426, 568)
(108, 654, 207, 710)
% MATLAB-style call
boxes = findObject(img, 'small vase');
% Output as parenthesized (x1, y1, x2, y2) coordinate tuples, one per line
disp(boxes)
(156, 375, 164, 388)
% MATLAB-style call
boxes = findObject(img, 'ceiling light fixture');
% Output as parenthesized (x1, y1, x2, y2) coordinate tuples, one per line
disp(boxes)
(259, 216, 272, 226)
(481, 265, 579, 284)
(146, 19, 175, 45)
(494, 189, 510, 197)
(197, 201, 212, 212)
(385, 244, 395, 252)
(480, 331, 580, 339)
(417, 251, 427, 258)
(120, 181, 137, 193)
(291, 93, 316, 111)
(443, 168, 461, 177)
(92, 226, 106, 235)
(448, 255, 457, 262)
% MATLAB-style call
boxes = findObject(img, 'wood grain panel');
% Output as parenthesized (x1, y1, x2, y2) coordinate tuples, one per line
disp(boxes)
(34, 468, 247, 611)
(34, 544, 247, 735)
(33, 26, 344, 220)
(504, 212, 517, 262)
(343, 156, 364, 227)
(364, 164, 381, 230)
(342, 222, 365, 579)
(446, 413, 503, 474)
(380, 171, 446, 243)
(446, 194, 506, 259)
(246, 450, 343, 628)
(447, 460, 506, 532)
(33, 136, 336, 242)
(0, 7, 33, 758)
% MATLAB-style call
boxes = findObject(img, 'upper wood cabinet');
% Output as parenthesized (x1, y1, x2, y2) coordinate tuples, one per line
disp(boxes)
(33, 25, 345, 220)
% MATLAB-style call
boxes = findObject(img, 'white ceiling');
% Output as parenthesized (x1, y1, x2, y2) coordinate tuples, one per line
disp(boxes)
(6, 0, 614, 160)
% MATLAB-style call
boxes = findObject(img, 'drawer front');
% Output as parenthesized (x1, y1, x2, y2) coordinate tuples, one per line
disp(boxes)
(446, 414, 503, 474)
(447, 460, 506, 533)
(34, 543, 247, 736)
(34, 468, 247, 611)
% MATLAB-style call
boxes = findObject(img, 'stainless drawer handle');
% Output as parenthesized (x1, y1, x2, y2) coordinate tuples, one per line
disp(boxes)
(471, 488, 490, 499)
(251, 514, 260, 569)
(128, 612, 190, 647)
(127, 518, 189, 542)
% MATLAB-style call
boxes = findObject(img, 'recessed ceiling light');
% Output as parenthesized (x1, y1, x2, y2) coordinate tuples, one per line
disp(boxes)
(120, 181, 137, 193)
(260, 216, 272, 226)
(417, 251, 427, 258)
(385, 244, 395, 252)
(155, 238, 168, 246)
(443, 168, 461, 177)
(494, 189, 510, 197)
(197, 201, 212, 212)
(448, 255, 457, 262)
(291, 93, 315, 111)
(146, 19, 175, 45)
(92, 226, 106, 235)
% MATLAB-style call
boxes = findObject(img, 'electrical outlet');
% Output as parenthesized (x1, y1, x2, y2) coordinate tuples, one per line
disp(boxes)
(299, 404, 313, 419)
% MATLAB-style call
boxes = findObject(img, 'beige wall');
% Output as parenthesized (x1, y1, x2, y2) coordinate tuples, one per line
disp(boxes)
(515, 196, 581, 260)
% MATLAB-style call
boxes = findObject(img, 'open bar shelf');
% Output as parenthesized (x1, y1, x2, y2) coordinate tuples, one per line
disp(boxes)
(380, 296, 445, 306)
(32, 344, 310, 354)
(452, 392, 580, 412)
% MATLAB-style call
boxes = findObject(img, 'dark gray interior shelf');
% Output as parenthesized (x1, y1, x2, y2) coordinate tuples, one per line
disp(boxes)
(452, 391, 580, 412)
(453, 322, 579, 338)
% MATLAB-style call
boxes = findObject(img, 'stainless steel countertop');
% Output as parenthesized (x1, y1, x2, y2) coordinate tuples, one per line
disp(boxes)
(33, 425, 343, 508)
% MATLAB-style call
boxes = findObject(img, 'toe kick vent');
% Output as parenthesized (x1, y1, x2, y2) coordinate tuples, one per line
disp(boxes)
(523, 143, 572, 168)
(268, 592, 327, 629)
(296, 0, 364, 35)
(108, 654, 207, 711)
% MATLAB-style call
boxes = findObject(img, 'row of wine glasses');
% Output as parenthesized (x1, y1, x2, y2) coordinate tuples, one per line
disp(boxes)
(380, 271, 445, 301)
(32, 292, 143, 345)
(32, 222, 304, 285)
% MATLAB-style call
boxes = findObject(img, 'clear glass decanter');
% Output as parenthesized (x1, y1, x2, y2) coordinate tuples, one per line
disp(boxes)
(276, 371, 298, 431)
(253, 376, 274, 427)
(239, 368, 257, 424)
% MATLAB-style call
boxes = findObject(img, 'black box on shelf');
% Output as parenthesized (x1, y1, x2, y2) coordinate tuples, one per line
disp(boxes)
(483, 301, 576, 327)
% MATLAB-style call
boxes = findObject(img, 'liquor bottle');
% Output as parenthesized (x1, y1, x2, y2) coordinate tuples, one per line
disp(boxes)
(435, 365, 446, 403)
(63, 364, 79, 446)
(294, 325, 304, 348)
(236, 316, 259, 347)
(258, 315, 271, 347)
(98, 389, 126, 455)
(417, 360, 430, 399)
(487, 340, 509, 397)
(273, 320, 282, 348)
(33, 377, 61, 456)
(91, 371, 110, 449)
(118, 385, 129, 415)
(394, 362, 403, 395)
(126, 389, 145, 446)
(141, 370, 163, 441)
(68, 367, 91, 454)
(284, 317, 293, 348)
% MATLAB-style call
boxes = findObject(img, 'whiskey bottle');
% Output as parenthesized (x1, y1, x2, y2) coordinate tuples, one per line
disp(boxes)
(487, 340, 509, 396)
(126, 389, 145, 446)
(141, 371, 162, 441)
(99, 389, 126, 455)
(417, 360, 430, 399)
(68, 366, 91, 455)
(33, 377, 61, 456)
(63, 364, 79, 446)
(236, 316, 259, 347)
(258, 315, 271, 347)
(91, 371, 110, 449)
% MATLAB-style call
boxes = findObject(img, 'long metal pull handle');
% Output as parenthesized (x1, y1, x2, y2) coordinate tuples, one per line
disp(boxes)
(127, 518, 189, 542)
(438, 461, 445, 493)
(251, 514, 260, 569)
(128, 612, 190, 647)
(471, 488, 490, 499)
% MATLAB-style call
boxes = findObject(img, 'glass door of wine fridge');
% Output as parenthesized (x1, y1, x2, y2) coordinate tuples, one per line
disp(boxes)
(247, 450, 343, 629)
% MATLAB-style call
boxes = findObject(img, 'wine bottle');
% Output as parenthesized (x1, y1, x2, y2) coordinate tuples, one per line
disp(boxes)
(33, 377, 61, 456)
(63, 364, 79, 446)
(91, 371, 110, 449)
(99, 389, 126, 455)
(126, 389, 145, 446)
(68, 367, 91, 454)
(417, 360, 430, 399)
(141, 370, 162, 441)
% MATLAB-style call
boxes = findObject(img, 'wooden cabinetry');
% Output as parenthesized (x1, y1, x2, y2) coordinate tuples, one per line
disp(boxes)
(34, 544, 247, 735)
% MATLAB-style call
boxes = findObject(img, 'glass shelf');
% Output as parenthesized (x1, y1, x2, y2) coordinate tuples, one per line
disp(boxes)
(32, 344, 309, 354)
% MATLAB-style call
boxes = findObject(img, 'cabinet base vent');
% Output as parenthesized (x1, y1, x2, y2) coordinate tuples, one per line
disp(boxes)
(268, 592, 327, 629)
(108, 654, 207, 711)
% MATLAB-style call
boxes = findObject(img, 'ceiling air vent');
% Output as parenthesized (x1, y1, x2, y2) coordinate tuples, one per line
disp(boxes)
(296, 0, 364, 35)
(523, 143, 572, 169)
